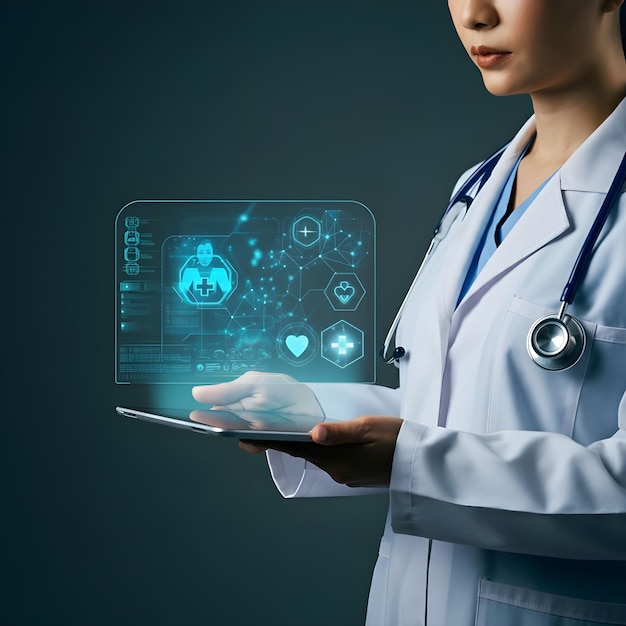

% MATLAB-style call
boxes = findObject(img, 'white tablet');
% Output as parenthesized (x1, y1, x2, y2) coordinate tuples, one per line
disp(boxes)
(116, 406, 320, 441)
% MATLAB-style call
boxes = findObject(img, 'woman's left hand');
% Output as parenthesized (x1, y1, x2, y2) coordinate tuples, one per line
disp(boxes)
(241, 415, 403, 488)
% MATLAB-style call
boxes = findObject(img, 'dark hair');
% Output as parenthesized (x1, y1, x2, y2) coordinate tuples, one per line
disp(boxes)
(622, 4, 626, 58)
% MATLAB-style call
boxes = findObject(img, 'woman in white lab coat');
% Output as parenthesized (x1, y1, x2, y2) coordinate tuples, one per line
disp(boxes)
(194, 1, 626, 624)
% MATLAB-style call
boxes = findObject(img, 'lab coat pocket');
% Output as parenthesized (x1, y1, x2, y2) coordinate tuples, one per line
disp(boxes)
(475, 579, 626, 626)
(487, 296, 626, 439)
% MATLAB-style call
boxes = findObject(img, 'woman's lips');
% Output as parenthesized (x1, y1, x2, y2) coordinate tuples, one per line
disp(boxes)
(471, 45, 512, 68)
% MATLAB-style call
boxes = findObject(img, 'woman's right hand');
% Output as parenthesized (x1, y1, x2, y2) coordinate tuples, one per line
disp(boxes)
(192, 371, 325, 454)
(191, 371, 325, 419)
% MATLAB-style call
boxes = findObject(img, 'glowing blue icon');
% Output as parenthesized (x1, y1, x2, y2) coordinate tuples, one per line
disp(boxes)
(125, 216, 140, 229)
(177, 239, 237, 307)
(321, 320, 364, 368)
(292, 216, 321, 248)
(334, 281, 355, 304)
(124, 247, 140, 262)
(124, 263, 140, 276)
(124, 230, 140, 246)
(331, 334, 354, 355)
(285, 334, 309, 358)
(277, 323, 317, 366)
(324, 273, 366, 311)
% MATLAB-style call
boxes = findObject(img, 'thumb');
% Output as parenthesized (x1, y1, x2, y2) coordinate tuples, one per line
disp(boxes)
(311, 420, 367, 446)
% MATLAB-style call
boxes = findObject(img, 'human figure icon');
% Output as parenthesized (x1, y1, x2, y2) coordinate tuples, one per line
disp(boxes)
(178, 239, 233, 305)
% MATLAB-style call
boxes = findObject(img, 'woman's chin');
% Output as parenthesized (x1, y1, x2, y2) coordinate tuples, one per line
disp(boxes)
(480, 75, 527, 98)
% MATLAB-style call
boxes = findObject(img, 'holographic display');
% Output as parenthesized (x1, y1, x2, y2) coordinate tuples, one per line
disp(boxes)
(115, 201, 375, 384)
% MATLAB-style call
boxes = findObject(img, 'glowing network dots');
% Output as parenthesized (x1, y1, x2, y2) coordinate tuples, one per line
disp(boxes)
(145, 206, 373, 383)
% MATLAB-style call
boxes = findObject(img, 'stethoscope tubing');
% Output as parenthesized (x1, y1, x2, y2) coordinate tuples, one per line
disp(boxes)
(560, 151, 626, 305)
(381, 147, 626, 365)
(441, 145, 507, 233)
(380, 145, 507, 363)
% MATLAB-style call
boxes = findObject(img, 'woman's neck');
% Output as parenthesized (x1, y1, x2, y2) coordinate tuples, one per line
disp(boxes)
(528, 63, 626, 169)
(512, 63, 625, 210)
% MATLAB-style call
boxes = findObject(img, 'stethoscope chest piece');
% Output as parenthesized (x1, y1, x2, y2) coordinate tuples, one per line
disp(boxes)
(526, 312, 586, 371)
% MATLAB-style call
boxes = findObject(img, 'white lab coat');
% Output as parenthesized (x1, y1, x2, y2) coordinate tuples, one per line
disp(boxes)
(267, 99, 626, 625)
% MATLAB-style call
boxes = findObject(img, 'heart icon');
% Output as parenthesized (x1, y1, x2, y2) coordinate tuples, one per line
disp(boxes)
(333, 281, 356, 304)
(285, 334, 309, 358)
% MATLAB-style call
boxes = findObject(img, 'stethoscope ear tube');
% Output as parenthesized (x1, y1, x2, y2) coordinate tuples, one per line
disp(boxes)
(379, 146, 509, 364)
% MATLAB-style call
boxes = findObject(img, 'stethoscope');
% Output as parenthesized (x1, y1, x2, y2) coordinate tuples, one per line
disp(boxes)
(381, 147, 626, 371)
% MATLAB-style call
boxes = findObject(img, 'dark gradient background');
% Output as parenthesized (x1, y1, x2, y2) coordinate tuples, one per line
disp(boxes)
(2, 2, 531, 625)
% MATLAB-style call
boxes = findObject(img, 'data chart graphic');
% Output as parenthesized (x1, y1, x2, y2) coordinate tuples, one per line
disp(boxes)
(115, 201, 375, 384)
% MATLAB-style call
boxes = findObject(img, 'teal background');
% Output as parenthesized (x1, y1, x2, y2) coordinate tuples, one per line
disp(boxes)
(3, 2, 531, 624)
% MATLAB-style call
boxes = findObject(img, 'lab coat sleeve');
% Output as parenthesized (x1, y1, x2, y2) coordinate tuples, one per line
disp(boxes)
(267, 383, 401, 498)
(390, 391, 626, 560)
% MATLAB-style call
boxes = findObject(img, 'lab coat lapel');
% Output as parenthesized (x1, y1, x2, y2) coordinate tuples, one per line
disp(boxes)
(432, 99, 625, 384)
(455, 173, 571, 315)
(559, 96, 626, 194)
(436, 117, 537, 322)
(453, 96, 626, 318)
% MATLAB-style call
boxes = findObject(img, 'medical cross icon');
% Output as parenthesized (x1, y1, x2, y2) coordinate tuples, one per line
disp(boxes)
(195, 277, 215, 297)
(331, 334, 354, 356)
(292, 215, 321, 247)
(321, 320, 364, 369)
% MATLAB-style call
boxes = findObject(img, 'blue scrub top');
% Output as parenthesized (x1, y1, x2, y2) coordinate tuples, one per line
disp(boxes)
(457, 148, 553, 305)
